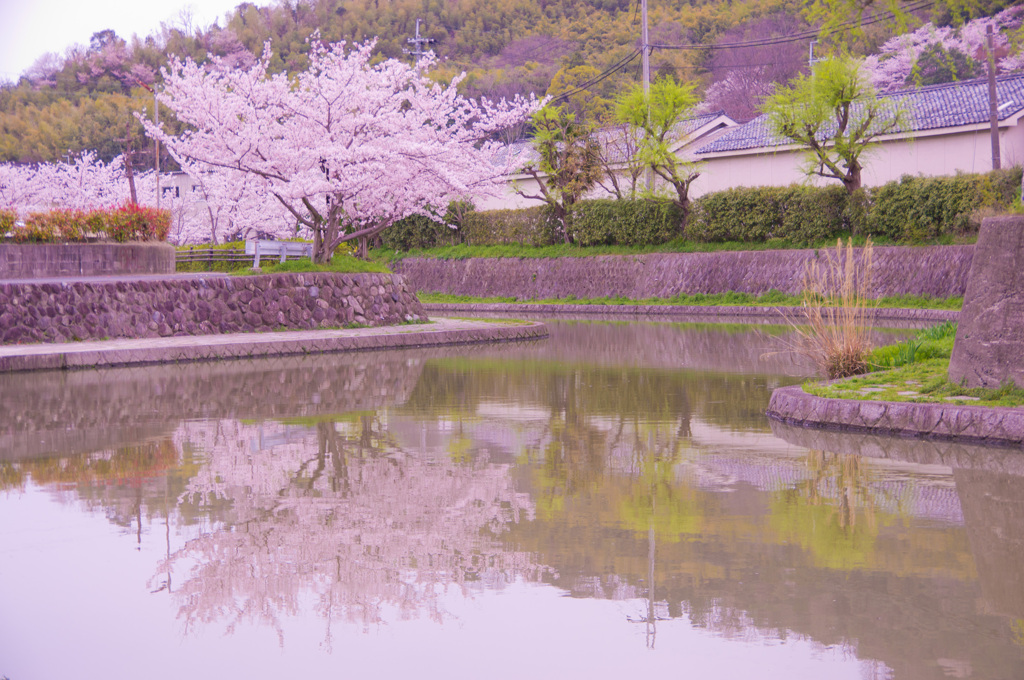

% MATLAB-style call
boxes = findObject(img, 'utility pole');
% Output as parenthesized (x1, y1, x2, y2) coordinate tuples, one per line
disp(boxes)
(137, 79, 161, 209)
(986, 24, 1001, 171)
(404, 19, 435, 65)
(641, 0, 653, 191)
(809, 40, 822, 69)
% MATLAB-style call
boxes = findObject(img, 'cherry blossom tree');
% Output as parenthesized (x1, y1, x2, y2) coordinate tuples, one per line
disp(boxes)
(862, 8, 1024, 92)
(144, 37, 540, 261)
(168, 159, 300, 244)
(703, 14, 808, 122)
(0, 152, 141, 214)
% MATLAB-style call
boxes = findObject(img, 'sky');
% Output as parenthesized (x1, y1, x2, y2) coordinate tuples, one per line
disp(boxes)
(0, 0, 247, 82)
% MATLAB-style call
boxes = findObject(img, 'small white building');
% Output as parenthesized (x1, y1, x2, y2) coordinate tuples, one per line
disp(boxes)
(483, 111, 738, 211)
(493, 73, 1024, 212)
(690, 72, 1024, 195)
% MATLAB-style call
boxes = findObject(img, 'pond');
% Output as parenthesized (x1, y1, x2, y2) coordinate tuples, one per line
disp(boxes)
(1, 317, 1022, 679)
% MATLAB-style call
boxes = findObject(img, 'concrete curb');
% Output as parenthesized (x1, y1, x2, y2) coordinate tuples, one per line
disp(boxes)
(0, 318, 548, 373)
(423, 302, 959, 323)
(766, 384, 1024, 447)
(769, 418, 1024, 473)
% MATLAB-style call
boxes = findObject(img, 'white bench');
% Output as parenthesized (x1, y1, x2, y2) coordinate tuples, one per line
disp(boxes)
(244, 240, 313, 268)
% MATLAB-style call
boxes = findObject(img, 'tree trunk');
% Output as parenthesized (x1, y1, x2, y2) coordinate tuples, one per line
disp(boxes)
(672, 180, 690, 236)
(844, 163, 862, 195)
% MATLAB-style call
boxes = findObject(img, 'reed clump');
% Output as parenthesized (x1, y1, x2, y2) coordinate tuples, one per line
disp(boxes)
(791, 238, 877, 379)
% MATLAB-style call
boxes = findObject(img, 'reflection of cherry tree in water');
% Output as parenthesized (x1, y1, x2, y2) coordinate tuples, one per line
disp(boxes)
(161, 418, 542, 645)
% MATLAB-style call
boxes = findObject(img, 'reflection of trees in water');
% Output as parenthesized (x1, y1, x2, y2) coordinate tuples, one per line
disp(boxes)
(0, 440, 187, 538)
(161, 418, 543, 643)
(770, 452, 880, 571)
(404, 358, 785, 436)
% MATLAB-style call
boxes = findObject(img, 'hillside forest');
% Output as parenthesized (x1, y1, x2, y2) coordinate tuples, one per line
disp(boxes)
(1, 0, 1022, 172)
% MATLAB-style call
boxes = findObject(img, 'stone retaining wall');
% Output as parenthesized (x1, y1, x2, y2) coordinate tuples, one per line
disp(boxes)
(767, 384, 1024, 447)
(0, 243, 176, 278)
(394, 245, 973, 300)
(0, 272, 425, 344)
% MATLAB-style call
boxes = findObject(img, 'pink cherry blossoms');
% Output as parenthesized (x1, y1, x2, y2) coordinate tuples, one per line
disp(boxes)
(862, 7, 1024, 92)
(144, 37, 541, 261)
(0, 152, 139, 214)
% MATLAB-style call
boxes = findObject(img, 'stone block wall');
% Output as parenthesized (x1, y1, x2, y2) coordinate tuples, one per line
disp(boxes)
(0, 243, 176, 278)
(0, 272, 425, 344)
(948, 215, 1024, 388)
(394, 245, 974, 300)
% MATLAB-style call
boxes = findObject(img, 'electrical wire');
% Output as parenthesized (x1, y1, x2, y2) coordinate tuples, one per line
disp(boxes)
(650, 0, 935, 51)
(542, 0, 935, 106)
(549, 48, 642, 103)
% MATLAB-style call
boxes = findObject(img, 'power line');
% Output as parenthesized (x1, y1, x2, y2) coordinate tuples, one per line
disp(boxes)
(549, 48, 642, 103)
(650, 0, 935, 51)
(541, 0, 935, 106)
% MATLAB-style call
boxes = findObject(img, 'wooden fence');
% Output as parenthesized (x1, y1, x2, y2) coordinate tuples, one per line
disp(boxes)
(175, 243, 314, 270)
(175, 246, 249, 270)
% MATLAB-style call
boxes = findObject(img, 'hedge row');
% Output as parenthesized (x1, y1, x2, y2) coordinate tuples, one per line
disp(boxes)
(462, 205, 558, 246)
(381, 199, 685, 250)
(4, 205, 171, 243)
(686, 185, 849, 243)
(389, 168, 1019, 250)
(570, 199, 682, 246)
(687, 168, 1022, 244)
(868, 169, 1022, 240)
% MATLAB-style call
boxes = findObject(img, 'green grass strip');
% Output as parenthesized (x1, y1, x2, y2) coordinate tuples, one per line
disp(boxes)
(419, 291, 962, 310)
(371, 233, 974, 262)
(806, 321, 1024, 407)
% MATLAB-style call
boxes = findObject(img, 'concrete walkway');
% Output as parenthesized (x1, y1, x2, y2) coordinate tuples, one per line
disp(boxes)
(0, 272, 230, 285)
(0, 318, 548, 373)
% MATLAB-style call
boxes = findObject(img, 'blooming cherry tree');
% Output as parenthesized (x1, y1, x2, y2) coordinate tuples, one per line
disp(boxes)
(144, 38, 540, 261)
(0, 152, 141, 214)
(862, 8, 1024, 92)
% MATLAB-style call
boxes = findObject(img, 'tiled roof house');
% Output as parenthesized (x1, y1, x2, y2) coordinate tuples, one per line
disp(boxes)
(482, 110, 737, 211)
(689, 73, 1024, 197)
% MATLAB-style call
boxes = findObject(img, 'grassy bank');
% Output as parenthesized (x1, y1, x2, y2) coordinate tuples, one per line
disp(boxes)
(371, 233, 972, 263)
(806, 321, 1024, 407)
(175, 242, 390, 275)
(419, 291, 963, 310)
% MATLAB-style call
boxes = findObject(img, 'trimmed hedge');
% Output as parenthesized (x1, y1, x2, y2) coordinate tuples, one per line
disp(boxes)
(686, 185, 849, 244)
(0, 209, 15, 233)
(688, 169, 1022, 245)
(376, 168, 1022, 249)
(571, 199, 682, 246)
(462, 205, 558, 246)
(867, 168, 1022, 240)
(7, 205, 171, 243)
(379, 213, 462, 250)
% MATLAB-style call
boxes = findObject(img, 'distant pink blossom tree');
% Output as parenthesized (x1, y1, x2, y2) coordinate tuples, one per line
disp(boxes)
(0, 152, 141, 214)
(144, 37, 540, 261)
(862, 7, 1024, 91)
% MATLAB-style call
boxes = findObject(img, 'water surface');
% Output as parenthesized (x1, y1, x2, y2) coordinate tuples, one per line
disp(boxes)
(1, 319, 1021, 679)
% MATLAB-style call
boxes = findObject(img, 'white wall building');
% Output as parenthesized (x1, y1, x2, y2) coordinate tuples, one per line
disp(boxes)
(491, 73, 1024, 212)
(690, 73, 1024, 196)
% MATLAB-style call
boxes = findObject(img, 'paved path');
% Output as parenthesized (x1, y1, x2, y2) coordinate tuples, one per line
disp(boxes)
(0, 272, 230, 285)
(0, 318, 548, 373)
